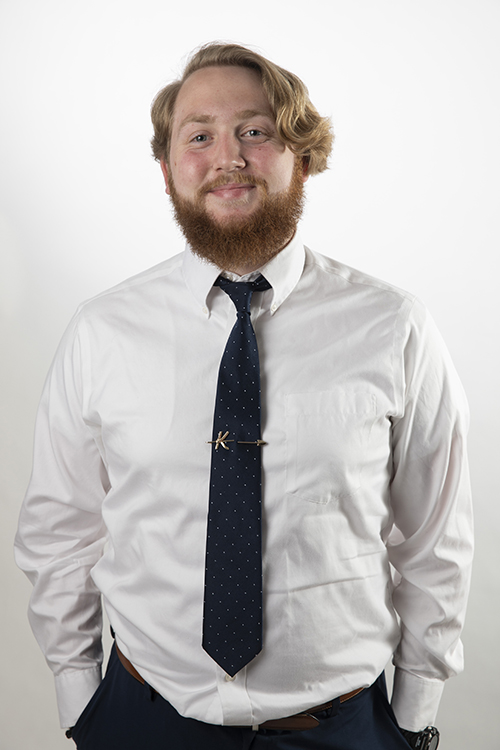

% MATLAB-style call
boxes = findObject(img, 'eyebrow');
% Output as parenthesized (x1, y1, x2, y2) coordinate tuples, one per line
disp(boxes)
(178, 109, 274, 132)
(236, 109, 273, 121)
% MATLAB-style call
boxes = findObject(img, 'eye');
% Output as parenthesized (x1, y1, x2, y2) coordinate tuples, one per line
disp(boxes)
(192, 134, 209, 143)
(242, 128, 268, 142)
(244, 129, 266, 138)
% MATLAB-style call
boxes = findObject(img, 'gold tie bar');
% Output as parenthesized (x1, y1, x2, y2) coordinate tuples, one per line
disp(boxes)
(207, 431, 267, 449)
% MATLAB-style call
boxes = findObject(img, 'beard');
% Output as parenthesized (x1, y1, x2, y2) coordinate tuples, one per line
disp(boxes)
(167, 158, 305, 271)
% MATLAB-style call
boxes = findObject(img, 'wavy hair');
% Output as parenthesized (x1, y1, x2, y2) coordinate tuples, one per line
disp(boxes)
(151, 43, 334, 176)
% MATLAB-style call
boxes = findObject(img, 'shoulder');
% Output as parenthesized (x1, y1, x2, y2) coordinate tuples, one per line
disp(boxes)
(74, 252, 185, 323)
(304, 246, 416, 304)
(302, 246, 424, 330)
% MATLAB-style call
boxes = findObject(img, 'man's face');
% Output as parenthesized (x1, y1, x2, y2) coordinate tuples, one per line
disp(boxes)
(160, 65, 307, 273)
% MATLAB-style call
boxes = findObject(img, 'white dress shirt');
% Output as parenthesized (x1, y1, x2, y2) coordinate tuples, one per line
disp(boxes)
(15, 233, 473, 732)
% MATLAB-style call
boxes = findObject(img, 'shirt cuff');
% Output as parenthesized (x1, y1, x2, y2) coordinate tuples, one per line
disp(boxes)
(54, 666, 102, 729)
(390, 668, 444, 732)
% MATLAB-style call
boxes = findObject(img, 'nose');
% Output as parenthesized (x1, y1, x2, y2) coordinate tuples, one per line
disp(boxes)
(213, 133, 246, 172)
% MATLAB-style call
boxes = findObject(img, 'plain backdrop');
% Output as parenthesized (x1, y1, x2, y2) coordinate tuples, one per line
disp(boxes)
(1, 1, 499, 748)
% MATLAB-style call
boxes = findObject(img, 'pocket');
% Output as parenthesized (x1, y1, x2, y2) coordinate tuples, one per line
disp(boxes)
(284, 390, 376, 504)
(70, 678, 106, 746)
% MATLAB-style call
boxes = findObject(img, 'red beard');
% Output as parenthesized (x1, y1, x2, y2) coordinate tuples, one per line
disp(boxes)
(167, 158, 305, 271)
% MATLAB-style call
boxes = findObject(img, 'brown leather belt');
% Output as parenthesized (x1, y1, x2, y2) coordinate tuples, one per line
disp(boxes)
(115, 643, 364, 732)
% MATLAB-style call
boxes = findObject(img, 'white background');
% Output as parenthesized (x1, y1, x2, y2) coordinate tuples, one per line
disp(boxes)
(1, 1, 499, 748)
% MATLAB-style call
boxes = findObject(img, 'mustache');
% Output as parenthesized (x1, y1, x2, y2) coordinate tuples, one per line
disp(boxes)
(199, 173, 269, 196)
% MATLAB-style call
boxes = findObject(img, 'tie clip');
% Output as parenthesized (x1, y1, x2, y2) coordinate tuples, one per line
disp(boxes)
(237, 440, 267, 446)
(207, 431, 267, 450)
(207, 431, 233, 450)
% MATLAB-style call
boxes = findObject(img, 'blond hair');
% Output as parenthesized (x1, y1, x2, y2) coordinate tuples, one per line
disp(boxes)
(151, 43, 333, 176)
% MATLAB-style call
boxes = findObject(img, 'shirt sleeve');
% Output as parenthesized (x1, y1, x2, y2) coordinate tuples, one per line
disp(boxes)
(14, 309, 110, 728)
(388, 298, 473, 731)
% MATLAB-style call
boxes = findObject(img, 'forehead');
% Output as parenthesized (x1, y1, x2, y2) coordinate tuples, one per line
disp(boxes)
(172, 65, 274, 129)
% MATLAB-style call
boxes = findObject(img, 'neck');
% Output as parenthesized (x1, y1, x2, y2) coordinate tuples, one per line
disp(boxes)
(221, 230, 295, 276)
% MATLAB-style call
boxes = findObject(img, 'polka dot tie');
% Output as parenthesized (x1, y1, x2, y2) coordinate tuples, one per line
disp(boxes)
(203, 274, 271, 677)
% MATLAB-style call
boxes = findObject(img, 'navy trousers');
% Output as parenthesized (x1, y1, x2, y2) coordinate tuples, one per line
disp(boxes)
(71, 646, 411, 749)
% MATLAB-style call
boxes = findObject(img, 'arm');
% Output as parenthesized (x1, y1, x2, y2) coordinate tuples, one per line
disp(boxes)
(14, 310, 110, 728)
(388, 298, 473, 731)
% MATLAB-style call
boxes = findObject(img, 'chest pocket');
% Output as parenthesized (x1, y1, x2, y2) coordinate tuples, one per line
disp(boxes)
(284, 390, 376, 504)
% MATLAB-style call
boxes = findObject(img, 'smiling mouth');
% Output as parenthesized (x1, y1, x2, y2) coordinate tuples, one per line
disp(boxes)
(207, 184, 256, 199)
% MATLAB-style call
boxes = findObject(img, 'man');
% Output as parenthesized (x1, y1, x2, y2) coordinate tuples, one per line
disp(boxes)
(15, 43, 472, 750)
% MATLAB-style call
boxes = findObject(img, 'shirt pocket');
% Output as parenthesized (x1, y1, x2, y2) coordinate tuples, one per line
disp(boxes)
(284, 390, 376, 504)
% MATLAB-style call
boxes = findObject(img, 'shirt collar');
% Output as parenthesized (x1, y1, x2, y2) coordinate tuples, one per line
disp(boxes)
(181, 232, 305, 318)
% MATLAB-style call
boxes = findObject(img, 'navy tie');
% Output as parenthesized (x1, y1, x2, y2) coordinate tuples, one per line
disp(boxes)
(203, 274, 271, 676)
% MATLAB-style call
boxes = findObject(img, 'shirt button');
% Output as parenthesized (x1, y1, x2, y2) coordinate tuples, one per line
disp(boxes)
(271, 304, 277, 313)
(202, 306, 208, 314)
(225, 674, 236, 682)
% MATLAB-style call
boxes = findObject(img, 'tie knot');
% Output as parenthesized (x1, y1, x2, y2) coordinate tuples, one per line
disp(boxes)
(216, 275, 271, 313)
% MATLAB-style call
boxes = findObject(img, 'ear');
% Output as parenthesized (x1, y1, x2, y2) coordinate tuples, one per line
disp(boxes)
(301, 156, 310, 183)
(160, 159, 170, 195)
